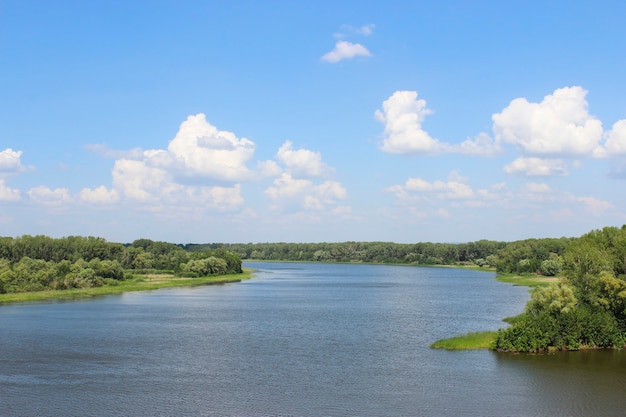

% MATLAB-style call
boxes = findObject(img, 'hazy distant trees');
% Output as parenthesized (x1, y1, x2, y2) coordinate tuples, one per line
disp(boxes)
(186, 240, 510, 266)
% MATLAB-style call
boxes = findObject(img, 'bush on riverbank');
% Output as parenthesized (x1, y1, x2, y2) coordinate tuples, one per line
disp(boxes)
(493, 226, 626, 352)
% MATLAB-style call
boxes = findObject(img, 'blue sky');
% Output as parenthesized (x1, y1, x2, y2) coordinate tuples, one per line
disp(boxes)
(1, 0, 626, 244)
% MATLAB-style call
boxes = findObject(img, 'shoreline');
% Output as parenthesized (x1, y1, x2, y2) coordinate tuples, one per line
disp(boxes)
(0, 269, 253, 304)
(430, 272, 560, 350)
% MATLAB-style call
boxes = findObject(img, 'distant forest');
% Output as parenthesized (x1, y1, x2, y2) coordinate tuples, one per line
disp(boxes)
(187, 236, 573, 276)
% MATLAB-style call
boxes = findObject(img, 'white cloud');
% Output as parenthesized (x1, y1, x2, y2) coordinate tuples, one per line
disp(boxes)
(265, 173, 347, 212)
(331, 205, 352, 216)
(577, 196, 615, 216)
(167, 113, 255, 182)
(376, 91, 446, 154)
(199, 184, 244, 211)
(27, 186, 72, 206)
(257, 160, 282, 178)
(493, 86, 604, 158)
(276, 141, 332, 177)
(605, 119, 626, 155)
(84, 144, 144, 159)
(336, 24, 375, 37)
(521, 182, 552, 193)
(376, 91, 504, 157)
(321, 41, 372, 63)
(454, 133, 503, 156)
(387, 171, 474, 200)
(476, 182, 507, 201)
(264, 141, 345, 214)
(76, 113, 258, 212)
(79, 186, 120, 204)
(0, 179, 21, 201)
(265, 173, 312, 200)
(313, 180, 347, 202)
(504, 157, 568, 176)
(112, 159, 169, 202)
(111, 157, 244, 210)
(0, 148, 25, 173)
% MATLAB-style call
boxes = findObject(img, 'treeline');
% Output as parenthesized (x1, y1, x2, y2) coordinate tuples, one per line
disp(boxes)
(0, 236, 242, 294)
(186, 240, 509, 265)
(187, 238, 573, 276)
(494, 225, 626, 352)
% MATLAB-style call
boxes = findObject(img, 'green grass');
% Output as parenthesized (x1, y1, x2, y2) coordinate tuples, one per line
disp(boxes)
(0, 269, 252, 304)
(430, 331, 498, 350)
(495, 273, 559, 288)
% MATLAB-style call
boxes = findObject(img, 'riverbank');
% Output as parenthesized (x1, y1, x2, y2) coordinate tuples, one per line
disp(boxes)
(0, 269, 252, 304)
(430, 273, 561, 350)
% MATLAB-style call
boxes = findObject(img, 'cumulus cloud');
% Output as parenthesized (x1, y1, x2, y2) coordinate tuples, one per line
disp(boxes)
(263, 141, 347, 214)
(112, 159, 170, 202)
(84, 144, 144, 159)
(453, 133, 503, 156)
(321, 41, 372, 63)
(577, 196, 615, 216)
(504, 157, 568, 176)
(0, 179, 21, 201)
(79, 186, 120, 204)
(77, 113, 254, 212)
(335, 24, 375, 37)
(199, 184, 245, 211)
(27, 186, 72, 206)
(521, 182, 552, 193)
(83, 113, 256, 209)
(265, 173, 347, 212)
(0, 148, 25, 173)
(168, 113, 255, 182)
(110, 156, 244, 211)
(276, 141, 332, 177)
(376, 91, 446, 154)
(257, 160, 282, 178)
(265, 173, 312, 200)
(605, 119, 626, 155)
(376, 91, 501, 156)
(385, 165, 620, 225)
(387, 171, 474, 200)
(493, 86, 604, 158)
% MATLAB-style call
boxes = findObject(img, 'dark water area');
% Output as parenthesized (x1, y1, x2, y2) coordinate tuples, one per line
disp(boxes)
(1, 262, 625, 416)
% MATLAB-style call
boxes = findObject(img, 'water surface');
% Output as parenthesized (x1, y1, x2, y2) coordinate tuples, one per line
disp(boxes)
(1, 262, 625, 416)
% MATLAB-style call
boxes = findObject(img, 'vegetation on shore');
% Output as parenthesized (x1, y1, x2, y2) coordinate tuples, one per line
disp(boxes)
(430, 331, 498, 350)
(188, 238, 571, 275)
(0, 270, 251, 304)
(433, 225, 626, 352)
(493, 225, 626, 352)
(0, 236, 243, 298)
(495, 273, 557, 288)
(430, 275, 558, 350)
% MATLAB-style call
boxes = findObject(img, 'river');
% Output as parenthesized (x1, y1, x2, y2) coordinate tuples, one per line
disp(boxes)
(1, 262, 625, 416)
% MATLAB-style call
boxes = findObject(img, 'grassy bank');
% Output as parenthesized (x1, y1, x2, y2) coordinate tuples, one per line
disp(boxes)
(495, 273, 559, 288)
(0, 269, 252, 304)
(430, 331, 498, 350)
